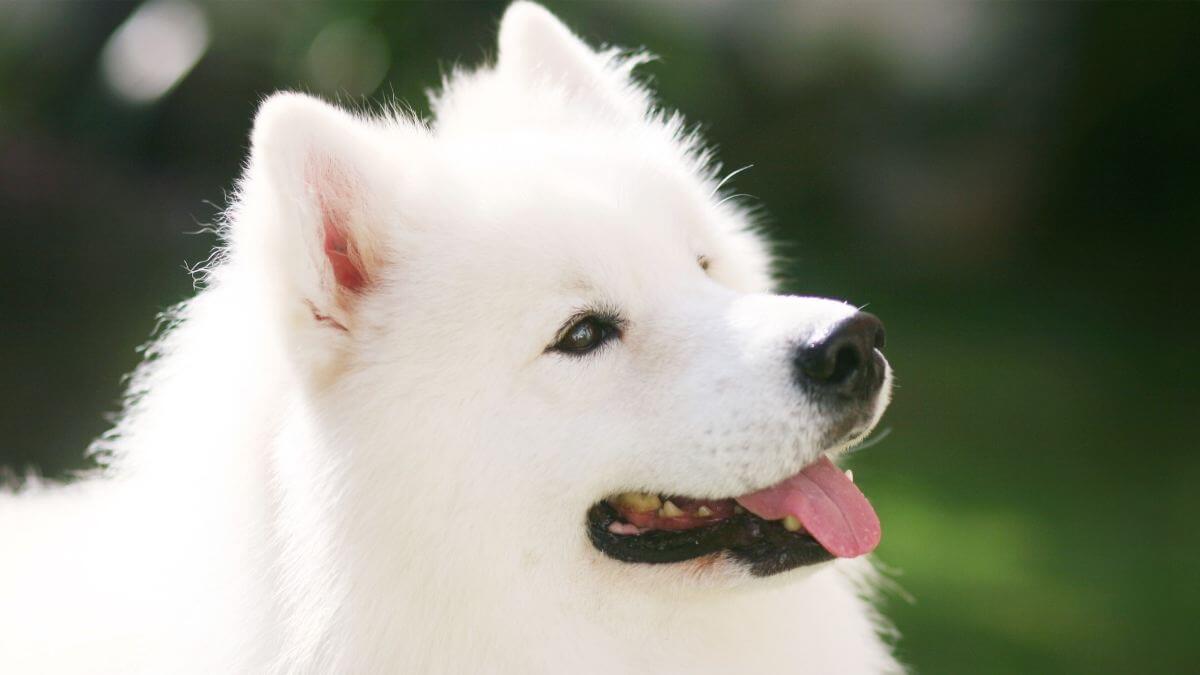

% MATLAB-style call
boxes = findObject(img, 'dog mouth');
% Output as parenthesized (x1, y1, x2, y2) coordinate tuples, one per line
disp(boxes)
(586, 456, 880, 576)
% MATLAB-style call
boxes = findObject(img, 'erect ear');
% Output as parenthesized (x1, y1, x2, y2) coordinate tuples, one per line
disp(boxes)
(497, 2, 650, 118)
(246, 92, 394, 334)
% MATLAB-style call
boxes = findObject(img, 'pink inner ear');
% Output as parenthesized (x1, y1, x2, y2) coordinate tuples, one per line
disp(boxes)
(307, 158, 370, 295)
(323, 212, 367, 293)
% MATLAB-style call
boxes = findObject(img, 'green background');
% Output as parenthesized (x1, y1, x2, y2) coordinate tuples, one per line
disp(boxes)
(1, 2, 1196, 672)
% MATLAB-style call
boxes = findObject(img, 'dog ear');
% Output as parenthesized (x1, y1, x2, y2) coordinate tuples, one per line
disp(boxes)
(245, 92, 394, 334)
(497, 2, 649, 119)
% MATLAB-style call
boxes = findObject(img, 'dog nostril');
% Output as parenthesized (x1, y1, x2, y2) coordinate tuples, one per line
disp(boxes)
(800, 337, 863, 386)
(827, 343, 862, 385)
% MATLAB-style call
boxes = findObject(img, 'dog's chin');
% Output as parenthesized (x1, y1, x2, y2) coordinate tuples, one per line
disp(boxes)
(588, 547, 835, 592)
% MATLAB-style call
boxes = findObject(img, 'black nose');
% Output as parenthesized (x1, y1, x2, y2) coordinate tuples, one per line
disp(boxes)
(795, 312, 886, 400)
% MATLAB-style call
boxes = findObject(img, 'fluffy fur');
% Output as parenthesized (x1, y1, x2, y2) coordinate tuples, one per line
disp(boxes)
(0, 4, 901, 673)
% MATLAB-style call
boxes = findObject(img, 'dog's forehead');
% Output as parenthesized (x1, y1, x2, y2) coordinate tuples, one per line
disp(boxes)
(433, 133, 714, 240)
(427, 147, 711, 287)
(372, 148, 712, 330)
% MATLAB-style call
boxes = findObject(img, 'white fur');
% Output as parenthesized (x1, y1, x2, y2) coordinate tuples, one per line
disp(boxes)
(0, 4, 901, 673)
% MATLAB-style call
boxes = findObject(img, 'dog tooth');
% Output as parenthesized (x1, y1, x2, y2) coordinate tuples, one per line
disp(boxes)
(845, 469, 854, 483)
(608, 521, 642, 536)
(782, 515, 804, 532)
(659, 500, 684, 518)
(614, 492, 662, 513)
(696, 505, 713, 517)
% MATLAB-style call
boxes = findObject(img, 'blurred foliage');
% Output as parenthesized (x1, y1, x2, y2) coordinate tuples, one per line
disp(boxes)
(1, 2, 1197, 673)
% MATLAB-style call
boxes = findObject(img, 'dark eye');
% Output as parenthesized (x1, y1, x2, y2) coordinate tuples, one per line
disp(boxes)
(552, 315, 619, 355)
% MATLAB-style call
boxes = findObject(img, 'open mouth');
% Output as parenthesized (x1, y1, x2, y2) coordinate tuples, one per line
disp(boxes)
(586, 456, 880, 577)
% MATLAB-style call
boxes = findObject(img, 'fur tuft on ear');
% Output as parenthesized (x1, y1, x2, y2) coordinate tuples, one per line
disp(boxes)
(497, 2, 650, 119)
(246, 92, 393, 333)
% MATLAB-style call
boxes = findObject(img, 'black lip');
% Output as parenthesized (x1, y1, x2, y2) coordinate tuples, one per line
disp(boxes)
(586, 502, 834, 577)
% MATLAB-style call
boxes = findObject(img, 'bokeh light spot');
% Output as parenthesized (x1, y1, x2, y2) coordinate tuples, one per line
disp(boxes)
(306, 19, 390, 97)
(99, 0, 210, 105)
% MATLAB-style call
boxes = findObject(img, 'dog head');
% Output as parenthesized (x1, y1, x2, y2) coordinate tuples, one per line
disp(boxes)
(234, 2, 892, 593)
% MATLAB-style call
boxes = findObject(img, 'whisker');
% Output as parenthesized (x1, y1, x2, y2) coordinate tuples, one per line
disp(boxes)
(710, 164, 754, 199)
(715, 192, 758, 208)
(847, 427, 892, 454)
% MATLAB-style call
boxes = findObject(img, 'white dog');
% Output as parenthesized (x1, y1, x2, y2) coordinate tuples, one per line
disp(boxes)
(0, 4, 901, 673)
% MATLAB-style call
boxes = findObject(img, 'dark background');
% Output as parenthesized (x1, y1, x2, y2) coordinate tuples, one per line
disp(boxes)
(2, 2, 1196, 672)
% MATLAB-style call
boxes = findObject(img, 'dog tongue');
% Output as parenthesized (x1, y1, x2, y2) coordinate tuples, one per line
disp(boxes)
(734, 456, 881, 558)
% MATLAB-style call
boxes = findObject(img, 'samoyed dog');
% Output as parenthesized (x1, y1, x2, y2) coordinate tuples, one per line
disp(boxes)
(1, 3, 900, 673)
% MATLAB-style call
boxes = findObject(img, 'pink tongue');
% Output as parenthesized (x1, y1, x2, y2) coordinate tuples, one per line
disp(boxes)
(734, 456, 881, 558)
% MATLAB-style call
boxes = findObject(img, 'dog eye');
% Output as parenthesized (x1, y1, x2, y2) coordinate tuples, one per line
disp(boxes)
(552, 315, 619, 355)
